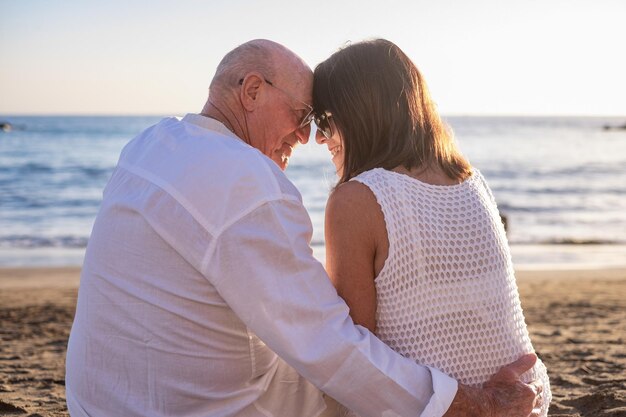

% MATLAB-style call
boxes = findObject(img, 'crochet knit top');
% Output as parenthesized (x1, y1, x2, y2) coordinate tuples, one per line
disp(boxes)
(350, 168, 550, 416)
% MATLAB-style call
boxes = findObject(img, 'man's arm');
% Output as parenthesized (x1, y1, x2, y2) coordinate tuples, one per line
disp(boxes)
(204, 198, 539, 417)
(205, 198, 456, 416)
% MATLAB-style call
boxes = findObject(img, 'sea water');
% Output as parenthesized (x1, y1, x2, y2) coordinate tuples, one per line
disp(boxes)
(1, 115, 625, 268)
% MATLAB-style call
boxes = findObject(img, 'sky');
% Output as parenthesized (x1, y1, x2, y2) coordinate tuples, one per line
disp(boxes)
(1, 0, 625, 116)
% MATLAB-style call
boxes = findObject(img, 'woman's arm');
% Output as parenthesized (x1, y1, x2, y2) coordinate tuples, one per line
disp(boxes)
(324, 181, 389, 333)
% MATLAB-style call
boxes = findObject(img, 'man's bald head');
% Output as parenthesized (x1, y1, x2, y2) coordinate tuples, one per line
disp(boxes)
(209, 39, 310, 96)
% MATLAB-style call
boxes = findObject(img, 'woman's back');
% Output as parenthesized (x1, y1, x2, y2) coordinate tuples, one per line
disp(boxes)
(351, 167, 550, 415)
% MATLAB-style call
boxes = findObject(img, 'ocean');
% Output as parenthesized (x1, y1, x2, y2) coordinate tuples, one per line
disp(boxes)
(1, 115, 625, 268)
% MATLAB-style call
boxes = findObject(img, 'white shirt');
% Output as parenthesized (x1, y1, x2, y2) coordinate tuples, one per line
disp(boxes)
(65, 114, 458, 417)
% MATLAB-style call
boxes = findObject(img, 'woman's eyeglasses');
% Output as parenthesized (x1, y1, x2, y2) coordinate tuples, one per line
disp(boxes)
(314, 111, 334, 140)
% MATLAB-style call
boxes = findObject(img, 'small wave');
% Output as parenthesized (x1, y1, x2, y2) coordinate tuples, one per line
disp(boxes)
(310, 239, 325, 248)
(496, 203, 588, 213)
(0, 235, 89, 248)
(494, 185, 626, 196)
(79, 166, 110, 177)
(0, 116, 165, 136)
(481, 162, 626, 181)
(18, 162, 54, 173)
(508, 237, 625, 245)
(2, 164, 111, 177)
(538, 238, 621, 245)
(0, 195, 101, 209)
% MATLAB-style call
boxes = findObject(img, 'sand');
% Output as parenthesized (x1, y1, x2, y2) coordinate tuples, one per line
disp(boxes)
(0, 267, 625, 416)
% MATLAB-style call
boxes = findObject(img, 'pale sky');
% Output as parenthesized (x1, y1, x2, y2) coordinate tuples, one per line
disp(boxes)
(1, 0, 625, 116)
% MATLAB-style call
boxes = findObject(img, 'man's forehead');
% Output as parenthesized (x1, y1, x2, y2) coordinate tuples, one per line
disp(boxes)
(271, 51, 312, 100)
(295, 73, 313, 94)
(295, 80, 313, 105)
(277, 72, 313, 102)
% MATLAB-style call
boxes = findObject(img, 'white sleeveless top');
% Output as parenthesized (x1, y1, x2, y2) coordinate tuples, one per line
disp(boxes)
(351, 168, 551, 416)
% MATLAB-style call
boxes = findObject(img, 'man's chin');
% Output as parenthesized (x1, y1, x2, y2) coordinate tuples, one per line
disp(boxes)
(274, 142, 295, 171)
(272, 155, 289, 171)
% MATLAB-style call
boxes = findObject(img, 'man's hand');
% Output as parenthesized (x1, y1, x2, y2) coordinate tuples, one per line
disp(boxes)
(443, 353, 543, 417)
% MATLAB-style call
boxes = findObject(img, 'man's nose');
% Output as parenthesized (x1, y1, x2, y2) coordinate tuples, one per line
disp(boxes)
(296, 124, 311, 145)
(315, 128, 326, 144)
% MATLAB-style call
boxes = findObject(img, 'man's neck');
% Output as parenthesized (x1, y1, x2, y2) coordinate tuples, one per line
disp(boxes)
(200, 100, 248, 143)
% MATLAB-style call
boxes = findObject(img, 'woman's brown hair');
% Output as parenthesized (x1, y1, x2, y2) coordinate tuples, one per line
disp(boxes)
(313, 39, 471, 185)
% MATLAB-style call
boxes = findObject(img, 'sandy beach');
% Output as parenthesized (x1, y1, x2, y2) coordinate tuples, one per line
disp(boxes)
(0, 267, 625, 416)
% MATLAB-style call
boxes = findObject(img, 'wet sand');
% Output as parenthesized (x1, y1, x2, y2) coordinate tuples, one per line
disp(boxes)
(0, 267, 625, 416)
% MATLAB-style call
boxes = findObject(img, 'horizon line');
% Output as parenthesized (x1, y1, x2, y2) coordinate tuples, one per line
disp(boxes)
(2, 112, 625, 118)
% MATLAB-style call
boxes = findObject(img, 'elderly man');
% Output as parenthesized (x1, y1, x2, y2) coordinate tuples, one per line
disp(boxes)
(65, 40, 541, 417)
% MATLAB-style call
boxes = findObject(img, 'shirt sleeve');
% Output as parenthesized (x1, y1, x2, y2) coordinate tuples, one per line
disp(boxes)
(204, 197, 458, 417)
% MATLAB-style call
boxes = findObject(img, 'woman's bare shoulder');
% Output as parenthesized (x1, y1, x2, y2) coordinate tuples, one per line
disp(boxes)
(326, 181, 386, 246)
(327, 180, 379, 215)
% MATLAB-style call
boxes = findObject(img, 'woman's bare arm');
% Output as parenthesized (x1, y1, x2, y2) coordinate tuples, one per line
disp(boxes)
(324, 181, 388, 333)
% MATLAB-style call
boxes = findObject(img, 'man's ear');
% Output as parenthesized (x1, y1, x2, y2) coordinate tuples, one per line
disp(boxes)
(239, 73, 265, 111)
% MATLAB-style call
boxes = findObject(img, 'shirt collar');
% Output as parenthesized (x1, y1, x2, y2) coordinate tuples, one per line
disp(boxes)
(181, 113, 241, 141)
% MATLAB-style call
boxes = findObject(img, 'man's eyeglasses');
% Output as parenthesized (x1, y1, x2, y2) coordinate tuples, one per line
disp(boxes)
(239, 77, 314, 129)
(314, 111, 334, 140)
